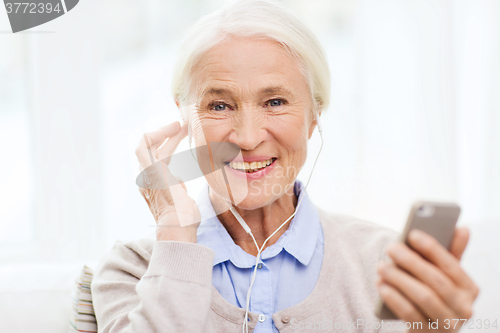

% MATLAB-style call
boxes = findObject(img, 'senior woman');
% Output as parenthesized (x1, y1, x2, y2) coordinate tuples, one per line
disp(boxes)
(91, 0, 478, 332)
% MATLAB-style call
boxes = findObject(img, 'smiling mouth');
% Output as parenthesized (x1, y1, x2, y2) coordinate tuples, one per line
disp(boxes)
(225, 158, 277, 173)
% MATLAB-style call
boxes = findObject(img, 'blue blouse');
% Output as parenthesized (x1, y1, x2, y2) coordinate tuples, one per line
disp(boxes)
(196, 180, 324, 333)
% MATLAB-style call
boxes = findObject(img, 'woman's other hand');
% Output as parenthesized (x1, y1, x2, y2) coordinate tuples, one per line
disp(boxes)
(135, 121, 200, 243)
(376, 227, 479, 333)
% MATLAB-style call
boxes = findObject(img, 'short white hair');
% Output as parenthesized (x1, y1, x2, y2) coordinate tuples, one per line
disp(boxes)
(171, 0, 331, 116)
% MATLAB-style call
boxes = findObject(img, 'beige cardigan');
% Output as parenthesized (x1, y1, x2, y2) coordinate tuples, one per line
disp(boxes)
(91, 208, 406, 332)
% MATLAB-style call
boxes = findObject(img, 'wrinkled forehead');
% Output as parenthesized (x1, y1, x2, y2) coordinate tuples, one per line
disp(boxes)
(186, 36, 310, 104)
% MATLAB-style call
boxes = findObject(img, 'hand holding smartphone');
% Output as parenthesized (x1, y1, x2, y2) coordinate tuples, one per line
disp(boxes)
(375, 201, 461, 320)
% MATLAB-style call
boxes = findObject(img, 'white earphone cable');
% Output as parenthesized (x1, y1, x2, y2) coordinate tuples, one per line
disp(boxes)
(225, 117, 323, 333)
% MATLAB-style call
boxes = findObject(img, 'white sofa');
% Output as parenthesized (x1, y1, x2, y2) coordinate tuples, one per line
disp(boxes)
(0, 261, 98, 333)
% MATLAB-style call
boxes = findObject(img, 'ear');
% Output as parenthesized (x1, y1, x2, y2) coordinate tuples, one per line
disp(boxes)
(308, 120, 316, 139)
(308, 108, 322, 139)
(175, 96, 188, 123)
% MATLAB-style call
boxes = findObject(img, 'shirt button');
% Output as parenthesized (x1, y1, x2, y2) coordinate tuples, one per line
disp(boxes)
(258, 314, 266, 322)
(281, 315, 290, 324)
(257, 263, 263, 269)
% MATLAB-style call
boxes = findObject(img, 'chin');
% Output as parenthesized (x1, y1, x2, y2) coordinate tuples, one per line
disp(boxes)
(206, 168, 295, 210)
(209, 181, 273, 210)
(235, 179, 292, 210)
(231, 193, 276, 211)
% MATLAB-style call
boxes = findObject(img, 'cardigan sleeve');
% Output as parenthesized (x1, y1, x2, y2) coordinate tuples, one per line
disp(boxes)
(91, 240, 215, 333)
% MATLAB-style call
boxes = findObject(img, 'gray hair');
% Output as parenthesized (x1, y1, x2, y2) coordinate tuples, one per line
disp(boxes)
(171, 0, 331, 116)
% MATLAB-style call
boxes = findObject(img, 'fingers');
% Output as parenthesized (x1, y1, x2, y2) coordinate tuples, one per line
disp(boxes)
(135, 121, 185, 205)
(450, 227, 470, 260)
(159, 121, 183, 137)
(378, 229, 479, 329)
(376, 280, 427, 324)
(157, 122, 188, 163)
(377, 261, 456, 322)
(151, 164, 198, 227)
(158, 162, 182, 204)
(135, 121, 181, 170)
(135, 121, 200, 241)
(175, 176, 187, 191)
(407, 229, 477, 292)
(386, 242, 473, 319)
(138, 164, 188, 217)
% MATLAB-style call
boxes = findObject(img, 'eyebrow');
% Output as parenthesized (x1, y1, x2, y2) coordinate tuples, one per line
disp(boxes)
(201, 85, 295, 98)
(201, 88, 228, 97)
(260, 86, 294, 96)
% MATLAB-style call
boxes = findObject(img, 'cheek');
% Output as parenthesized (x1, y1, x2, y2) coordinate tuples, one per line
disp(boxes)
(191, 116, 229, 146)
(271, 117, 309, 155)
(280, 130, 308, 151)
(270, 119, 309, 180)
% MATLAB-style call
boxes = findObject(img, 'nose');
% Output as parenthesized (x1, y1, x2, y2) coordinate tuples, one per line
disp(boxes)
(228, 108, 267, 150)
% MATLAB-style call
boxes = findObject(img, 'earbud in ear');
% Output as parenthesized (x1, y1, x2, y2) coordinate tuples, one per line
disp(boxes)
(316, 113, 323, 133)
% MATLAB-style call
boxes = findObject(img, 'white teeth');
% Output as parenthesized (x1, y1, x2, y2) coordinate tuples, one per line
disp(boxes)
(228, 158, 274, 172)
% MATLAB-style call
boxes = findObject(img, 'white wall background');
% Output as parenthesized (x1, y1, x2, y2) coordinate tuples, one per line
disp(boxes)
(0, 0, 499, 323)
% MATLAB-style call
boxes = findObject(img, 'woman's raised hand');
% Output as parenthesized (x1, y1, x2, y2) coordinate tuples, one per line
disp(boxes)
(135, 121, 200, 243)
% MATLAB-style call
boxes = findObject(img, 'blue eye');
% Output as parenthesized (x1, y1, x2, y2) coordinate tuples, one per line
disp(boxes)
(267, 99, 286, 107)
(213, 103, 226, 111)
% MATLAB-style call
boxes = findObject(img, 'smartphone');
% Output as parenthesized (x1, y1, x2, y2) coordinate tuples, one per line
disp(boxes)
(375, 201, 461, 320)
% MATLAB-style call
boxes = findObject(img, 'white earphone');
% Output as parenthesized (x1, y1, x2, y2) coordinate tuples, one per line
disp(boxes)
(223, 112, 324, 333)
(184, 112, 323, 332)
(316, 111, 323, 133)
(184, 110, 323, 246)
